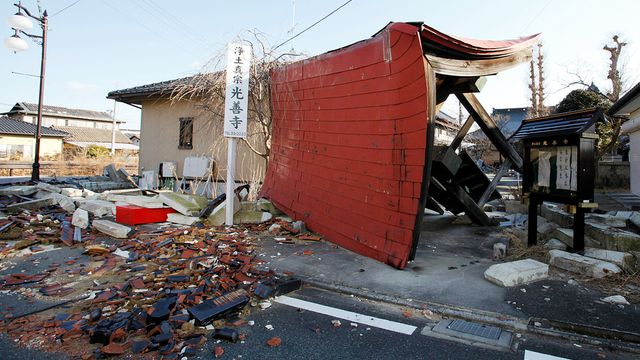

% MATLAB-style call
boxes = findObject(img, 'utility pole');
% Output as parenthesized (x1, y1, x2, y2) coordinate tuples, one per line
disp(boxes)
(110, 99, 117, 156)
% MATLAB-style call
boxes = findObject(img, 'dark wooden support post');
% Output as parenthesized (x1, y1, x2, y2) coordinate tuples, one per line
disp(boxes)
(457, 92, 523, 171)
(478, 158, 512, 207)
(573, 207, 586, 252)
(528, 194, 539, 246)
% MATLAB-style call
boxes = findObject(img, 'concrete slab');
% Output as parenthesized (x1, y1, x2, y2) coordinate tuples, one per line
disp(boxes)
(159, 192, 209, 216)
(552, 228, 573, 247)
(80, 200, 116, 217)
(540, 205, 573, 227)
(586, 223, 640, 252)
(52, 193, 76, 213)
(6, 197, 55, 211)
(36, 182, 61, 193)
(583, 248, 635, 272)
(60, 188, 83, 197)
(630, 212, 640, 228)
(208, 196, 241, 225)
(548, 250, 622, 278)
(587, 214, 628, 228)
(0, 185, 37, 196)
(484, 259, 548, 287)
(121, 195, 164, 208)
(544, 238, 567, 251)
(167, 213, 199, 226)
(92, 219, 131, 239)
(257, 199, 284, 215)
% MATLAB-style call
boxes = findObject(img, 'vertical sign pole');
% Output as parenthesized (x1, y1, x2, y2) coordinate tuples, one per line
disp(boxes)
(225, 138, 237, 225)
(222, 42, 252, 227)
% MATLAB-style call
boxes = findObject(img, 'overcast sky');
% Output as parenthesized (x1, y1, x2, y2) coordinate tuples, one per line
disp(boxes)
(1, 0, 638, 130)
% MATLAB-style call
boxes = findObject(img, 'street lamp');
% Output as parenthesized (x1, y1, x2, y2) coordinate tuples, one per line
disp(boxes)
(4, 2, 47, 182)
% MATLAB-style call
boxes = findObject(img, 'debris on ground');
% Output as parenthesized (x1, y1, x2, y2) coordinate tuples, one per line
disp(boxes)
(0, 175, 313, 358)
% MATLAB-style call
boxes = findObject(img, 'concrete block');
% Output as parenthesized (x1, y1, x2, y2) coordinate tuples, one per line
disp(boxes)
(53, 194, 76, 213)
(587, 214, 627, 228)
(630, 212, 640, 228)
(72, 208, 90, 229)
(103, 164, 120, 181)
(234, 210, 273, 224)
(548, 250, 622, 278)
(614, 211, 634, 221)
(122, 195, 164, 208)
(159, 192, 209, 216)
(540, 205, 573, 227)
(544, 238, 568, 251)
(36, 182, 61, 193)
(92, 220, 131, 239)
(0, 185, 37, 196)
(493, 242, 507, 259)
(82, 189, 96, 198)
(586, 223, 640, 252)
(208, 196, 241, 226)
(60, 188, 84, 197)
(537, 217, 557, 241)
(167, 213, 199, 226)
(484, 259, 548, 287)
(583, 248, 635, 272)
(81, 200, 116, 217)
(552, 228, 573, 247)
(6, 197, 55, 211)
(257, 199, 284, 215)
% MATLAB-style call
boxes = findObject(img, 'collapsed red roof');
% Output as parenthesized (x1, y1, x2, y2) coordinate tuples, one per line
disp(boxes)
(261, 22, 539, 268)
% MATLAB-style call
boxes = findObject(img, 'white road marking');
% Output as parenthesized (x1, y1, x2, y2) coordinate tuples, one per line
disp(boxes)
(524, 350, 570, 360)
(274, 296, 417, 335)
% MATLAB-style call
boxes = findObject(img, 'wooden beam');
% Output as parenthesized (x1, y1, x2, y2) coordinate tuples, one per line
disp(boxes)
(425, 48, 533, 77)
(477, 158, 512, 207)
(450, 115, 474, 151)
(457, 92, 523, 171)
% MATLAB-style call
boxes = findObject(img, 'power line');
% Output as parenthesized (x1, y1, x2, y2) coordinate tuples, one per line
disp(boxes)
(521, 0, 553, 35)
(50, 0, 83, 17)
(141, 0, 212, 47)
(273, 0, 354, 51)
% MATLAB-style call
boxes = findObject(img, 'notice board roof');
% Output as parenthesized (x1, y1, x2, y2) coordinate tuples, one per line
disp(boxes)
(511, 108, 604, 141)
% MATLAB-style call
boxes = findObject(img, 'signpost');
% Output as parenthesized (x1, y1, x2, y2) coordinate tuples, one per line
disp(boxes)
(223, 42, 252, 225)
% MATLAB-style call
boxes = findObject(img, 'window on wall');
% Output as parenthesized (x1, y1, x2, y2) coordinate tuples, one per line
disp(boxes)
(179, 117, 193, 149)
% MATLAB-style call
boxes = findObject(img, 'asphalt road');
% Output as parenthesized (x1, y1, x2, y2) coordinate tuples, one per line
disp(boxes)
(0, 285, 636, 359)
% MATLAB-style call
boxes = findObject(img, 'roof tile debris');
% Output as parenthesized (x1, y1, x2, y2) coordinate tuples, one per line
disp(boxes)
(0, 173, 310, 358)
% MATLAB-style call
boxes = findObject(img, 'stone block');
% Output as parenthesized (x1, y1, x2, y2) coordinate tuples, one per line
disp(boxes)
(484, 259, 548, 287)
(36, 182, 61, 193)
(0, 185, 37, 196)
(53, 194, 76, 213)
(103, 164, 120, 181)
(540, 205, 573, 227)
(167, 213, 199, 226)
(548, 250, 622, 278)
(81, 200, 116, 217)
(583, 248, 635, 272)
(72, 208, 90, 229)
(60, 188, 84, 197)
(82, 189, 96, 198)
(544, 238, 568, 251)
(159, 192, 209, 216)
(234, 210, 273, 224)
(92, 220, 131, 239)
(552, 228, 573, 247)
(537, 217, 557, 241)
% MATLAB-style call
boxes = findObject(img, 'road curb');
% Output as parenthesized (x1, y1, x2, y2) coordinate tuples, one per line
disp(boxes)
(299, 276, 640, 354)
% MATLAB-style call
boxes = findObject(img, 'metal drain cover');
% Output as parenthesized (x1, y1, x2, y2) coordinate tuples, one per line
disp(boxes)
(447, 319, 502, 340)
(427, 319, 513, 348)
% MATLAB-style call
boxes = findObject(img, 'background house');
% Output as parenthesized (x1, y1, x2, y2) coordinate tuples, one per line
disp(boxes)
(0, 116, 68, 161)
(3, 102, 123, 130)
(108, 77, 266, 183)
(53, 126, 137, 154)
(610, 82, 640, 195)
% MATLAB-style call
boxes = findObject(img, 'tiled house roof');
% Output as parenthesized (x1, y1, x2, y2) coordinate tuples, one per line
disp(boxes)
(3, 102, 122, 123)
(0, 116, 68, 137)
(52, 126, 132, 144)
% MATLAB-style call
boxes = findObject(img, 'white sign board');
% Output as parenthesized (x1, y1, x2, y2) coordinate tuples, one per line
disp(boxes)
(223, 42, 252, 138)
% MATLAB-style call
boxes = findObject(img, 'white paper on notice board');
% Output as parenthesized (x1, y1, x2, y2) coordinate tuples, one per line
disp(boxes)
(537, 150, 551, 187)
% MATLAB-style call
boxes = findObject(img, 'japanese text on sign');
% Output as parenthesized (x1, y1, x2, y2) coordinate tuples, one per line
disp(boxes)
(223, 42, 252, 138)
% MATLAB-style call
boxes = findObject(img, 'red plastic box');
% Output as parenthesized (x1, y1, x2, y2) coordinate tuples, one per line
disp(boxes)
(116, 205, 176, 225)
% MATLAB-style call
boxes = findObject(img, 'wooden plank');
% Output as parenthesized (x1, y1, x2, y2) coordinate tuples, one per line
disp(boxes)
(477, 158, 512, 207)
(425, 48, 533, 77)
(457, 92, 523, 171)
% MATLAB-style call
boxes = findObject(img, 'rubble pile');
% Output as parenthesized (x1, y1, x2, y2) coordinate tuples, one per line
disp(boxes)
(0, 175, 308, 358)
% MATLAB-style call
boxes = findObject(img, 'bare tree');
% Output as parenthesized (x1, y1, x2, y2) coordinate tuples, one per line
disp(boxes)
(527, 43, 549, 118)
(603, 35, 627, 102)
